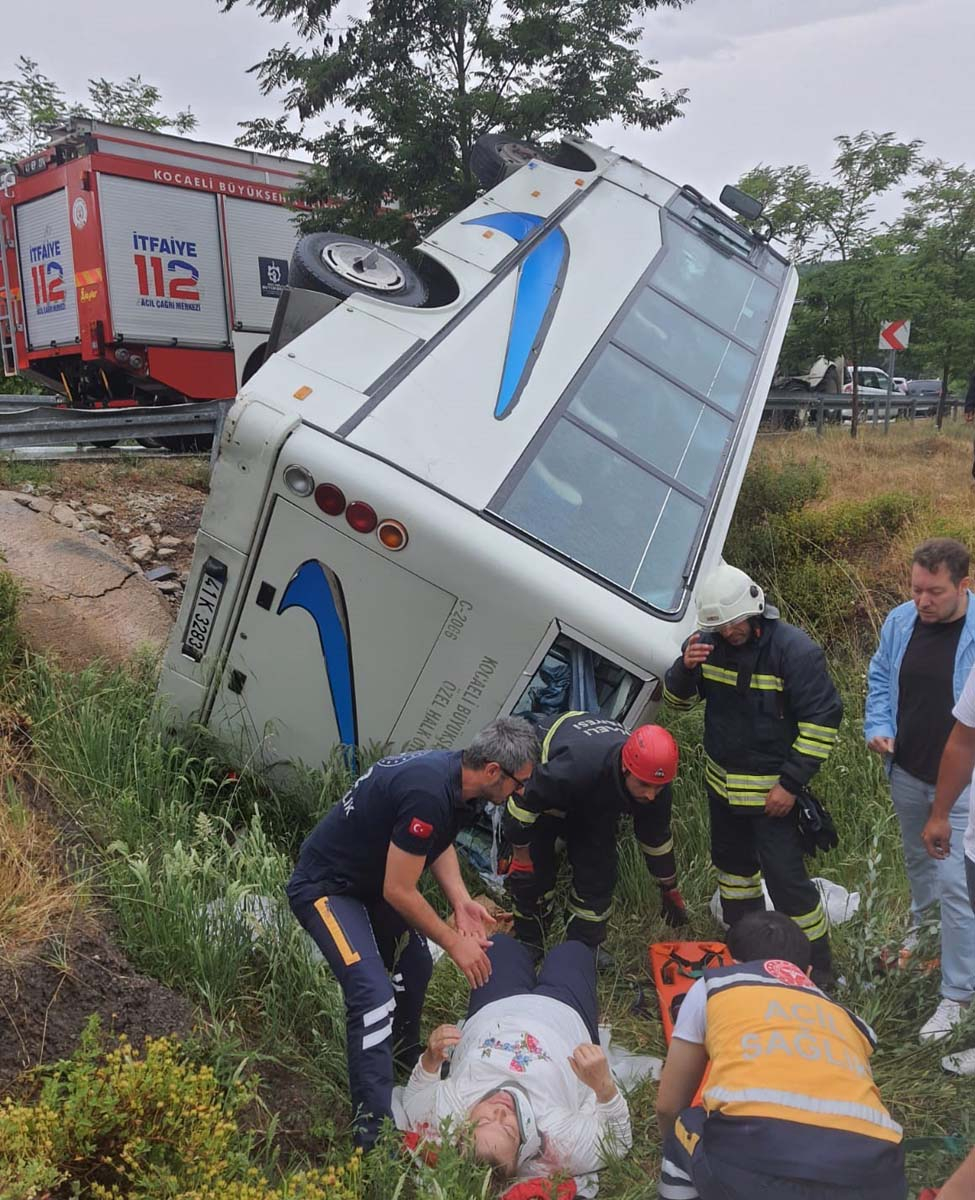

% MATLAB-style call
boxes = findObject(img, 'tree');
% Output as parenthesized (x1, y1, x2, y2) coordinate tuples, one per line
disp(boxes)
(740, 132, 921, 436)
(892, 159, 975, 423)
(0, 56, 196, 161)
(220, 0, 690, 244)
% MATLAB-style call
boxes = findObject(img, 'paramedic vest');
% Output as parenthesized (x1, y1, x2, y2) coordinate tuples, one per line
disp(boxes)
(698, 959, 904, 1186)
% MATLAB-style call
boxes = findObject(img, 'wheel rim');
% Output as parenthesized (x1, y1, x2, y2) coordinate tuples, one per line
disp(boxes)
(321, 242, 405, 291)
(498, 141, 536, 167)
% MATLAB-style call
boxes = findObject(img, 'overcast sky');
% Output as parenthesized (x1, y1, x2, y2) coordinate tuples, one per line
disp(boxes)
(3, 0, 970, 215)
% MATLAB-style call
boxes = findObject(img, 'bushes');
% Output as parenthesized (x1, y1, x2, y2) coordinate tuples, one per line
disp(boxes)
(725, 462, 915, 648)
(0, 1016, 366, 1200)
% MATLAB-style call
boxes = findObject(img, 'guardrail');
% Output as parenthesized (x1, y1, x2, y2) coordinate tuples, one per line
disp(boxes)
(763, 392, 963, 436)
(0, 401, 232, 463)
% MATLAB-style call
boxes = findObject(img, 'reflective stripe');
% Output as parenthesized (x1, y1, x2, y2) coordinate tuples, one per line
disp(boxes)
(541, 710, 584, 763)
(362, 1020, 394, 1051)
(793, 903, 829, 941)
(567, 895, 612, 922)
(391, 973, 405, 994)
(663, 687, 698, 710)
(674, 1116, 700, 1157)
(313, 897, 362, 966)
(706, 756, 778, 805)
(798, 721, 840, 740)
(793, 738, 831, 759)
(702, 664, 738, 685)
(717, 870, 764, 900)
(661, 1157, 692, 1183)
(703, 1086, 903, 1136)
(363, 997, 396, 1027)
(639, 837, 674, 857)
(506, 796, 538, 825)
(701, 666, 784, 692)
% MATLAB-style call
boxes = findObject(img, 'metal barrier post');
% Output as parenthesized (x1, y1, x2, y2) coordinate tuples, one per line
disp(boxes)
(816, 395, 825, 437)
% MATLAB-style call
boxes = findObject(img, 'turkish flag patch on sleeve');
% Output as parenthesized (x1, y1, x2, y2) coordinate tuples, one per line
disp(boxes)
(409, 816, 434, 839)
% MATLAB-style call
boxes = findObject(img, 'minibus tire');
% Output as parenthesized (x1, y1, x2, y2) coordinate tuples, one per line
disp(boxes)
(289, 234, 428, 307)
(470, 133, 551, 190)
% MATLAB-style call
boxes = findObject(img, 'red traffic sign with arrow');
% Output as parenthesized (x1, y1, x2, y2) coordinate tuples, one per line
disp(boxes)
(879, 319, 911, 351)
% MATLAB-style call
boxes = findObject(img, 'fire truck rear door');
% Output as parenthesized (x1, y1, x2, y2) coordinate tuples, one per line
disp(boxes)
(97, 175, 229, 346)
(15, 190, 80, 348)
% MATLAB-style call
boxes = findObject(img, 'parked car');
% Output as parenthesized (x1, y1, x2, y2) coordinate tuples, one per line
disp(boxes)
(905, 379, 943, 417)
(892, 376, 907, 394)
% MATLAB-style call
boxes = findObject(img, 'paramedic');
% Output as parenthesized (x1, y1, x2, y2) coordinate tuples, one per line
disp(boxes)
(286, 717, 540, 1149)
(664, 563, 843, 982)
(502, 714, 685, 960)
(656, 910, 907, 1200)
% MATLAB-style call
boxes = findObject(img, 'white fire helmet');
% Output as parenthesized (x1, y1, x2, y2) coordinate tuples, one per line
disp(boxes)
(695, 563, 765, 631)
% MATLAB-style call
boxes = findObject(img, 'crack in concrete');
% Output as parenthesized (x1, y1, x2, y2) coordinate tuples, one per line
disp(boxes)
(34, 570, 139, 602)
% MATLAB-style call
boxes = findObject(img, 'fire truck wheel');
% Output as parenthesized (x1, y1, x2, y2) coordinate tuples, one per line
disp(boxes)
(470, 133, 552, 191)
(290, 234, 428, 307)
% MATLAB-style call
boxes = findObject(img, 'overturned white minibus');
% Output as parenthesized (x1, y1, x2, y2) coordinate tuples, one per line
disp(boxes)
(158, 135, 796, 769)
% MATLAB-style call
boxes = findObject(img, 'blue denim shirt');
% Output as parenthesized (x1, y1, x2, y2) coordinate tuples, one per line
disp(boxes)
(864, 593, 975, 743)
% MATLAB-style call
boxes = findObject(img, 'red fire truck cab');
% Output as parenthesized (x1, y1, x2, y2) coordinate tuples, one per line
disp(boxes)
(0, 118, 309, 410)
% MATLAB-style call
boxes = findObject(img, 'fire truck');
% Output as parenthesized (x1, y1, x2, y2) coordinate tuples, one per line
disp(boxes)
(0, 119, 309, 415)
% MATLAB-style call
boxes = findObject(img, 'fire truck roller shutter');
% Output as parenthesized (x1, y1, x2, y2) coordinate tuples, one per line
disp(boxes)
(15, 190, 80, 349)
(224, 197, 301, 332)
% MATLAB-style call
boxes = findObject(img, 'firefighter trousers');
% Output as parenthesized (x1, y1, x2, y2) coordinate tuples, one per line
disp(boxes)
(290, 892, 432, 1149)
(509, 791, 674, 952)
(707, 786, 832, 976)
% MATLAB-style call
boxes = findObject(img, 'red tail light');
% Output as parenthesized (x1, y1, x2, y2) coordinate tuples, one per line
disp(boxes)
(315, 483, 346, 516)
(346, 501, 378, 533)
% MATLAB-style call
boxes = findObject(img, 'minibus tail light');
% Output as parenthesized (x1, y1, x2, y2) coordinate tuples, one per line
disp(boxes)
(346, 501, 378, 533)
(315, 483, 346, 515)
(377, 519, 408, 550)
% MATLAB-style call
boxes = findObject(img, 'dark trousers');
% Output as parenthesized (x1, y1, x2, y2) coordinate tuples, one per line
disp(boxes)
(660, 1107, 907, 1200)
(708, 786, 832, 974)
(509, 791, 673, 951)
(468, 933, 600, 1043)
(967, 853, 975, 913)
(290, 892, 432, 1149)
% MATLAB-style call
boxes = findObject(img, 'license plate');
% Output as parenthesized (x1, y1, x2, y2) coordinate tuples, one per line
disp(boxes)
(181, 557, 228, 662)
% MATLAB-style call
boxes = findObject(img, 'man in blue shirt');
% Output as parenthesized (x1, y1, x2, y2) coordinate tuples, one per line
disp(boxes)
(865, 538, 975, 1041)
(287, 716, 540, 1149)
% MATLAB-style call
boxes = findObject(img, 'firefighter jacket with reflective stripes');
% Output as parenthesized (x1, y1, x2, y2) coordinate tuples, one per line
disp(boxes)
(663, 612, 843, 804)
(695, 959, 904, 1187)
(505, 711, 629, 831)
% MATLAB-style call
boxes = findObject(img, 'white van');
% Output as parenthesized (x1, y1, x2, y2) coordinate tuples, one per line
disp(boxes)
(158, 136, 797, 770)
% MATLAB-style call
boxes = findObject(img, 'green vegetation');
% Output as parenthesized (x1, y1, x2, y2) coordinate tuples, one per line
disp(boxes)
(3, 427, 975, 1194)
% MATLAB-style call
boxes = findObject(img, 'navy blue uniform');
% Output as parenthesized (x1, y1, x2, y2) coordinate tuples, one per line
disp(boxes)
(664, 612, 842, 975)
(287, 751, 472, 1148)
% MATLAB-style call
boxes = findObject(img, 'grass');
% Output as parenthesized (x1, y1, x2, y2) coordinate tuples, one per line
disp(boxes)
(3, 419, 975, 1195)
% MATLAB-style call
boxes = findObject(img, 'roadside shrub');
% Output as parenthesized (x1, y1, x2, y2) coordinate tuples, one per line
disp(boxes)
(0, 1017, 369, 1200)
(725, 463, 915, 648)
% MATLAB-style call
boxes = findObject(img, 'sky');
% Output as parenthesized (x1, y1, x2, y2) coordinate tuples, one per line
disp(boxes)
(3, 0, 972, 215)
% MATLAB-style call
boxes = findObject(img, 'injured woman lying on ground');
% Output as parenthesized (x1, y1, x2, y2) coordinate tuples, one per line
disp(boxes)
(398, 934, 633, 1188)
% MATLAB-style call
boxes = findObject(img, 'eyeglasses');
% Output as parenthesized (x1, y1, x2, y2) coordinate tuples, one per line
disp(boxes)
(500, 767, 532, 794)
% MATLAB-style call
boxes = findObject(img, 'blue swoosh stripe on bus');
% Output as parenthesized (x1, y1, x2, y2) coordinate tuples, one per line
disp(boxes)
(464, 211, 568, 419)
(277, 560, 358, 748)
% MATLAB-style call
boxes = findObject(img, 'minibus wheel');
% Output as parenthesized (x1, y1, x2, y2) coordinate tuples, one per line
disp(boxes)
(470, 133, 552, 190)
(290, 234, 428, 307)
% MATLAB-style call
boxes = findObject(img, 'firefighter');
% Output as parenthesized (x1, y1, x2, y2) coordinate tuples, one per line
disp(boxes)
(286, 717, 540, 1150)
(664, 563, 843, 982)
(502, 712, 685, 961)
(656, 910, 907, 1199)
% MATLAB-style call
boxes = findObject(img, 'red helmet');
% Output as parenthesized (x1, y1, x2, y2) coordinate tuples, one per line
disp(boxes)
(621, 725, 678, 785)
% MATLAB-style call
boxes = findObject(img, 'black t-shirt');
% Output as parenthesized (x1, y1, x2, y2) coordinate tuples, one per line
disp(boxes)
(894, 614, 966, 784)
(286, 750, 467, 904)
